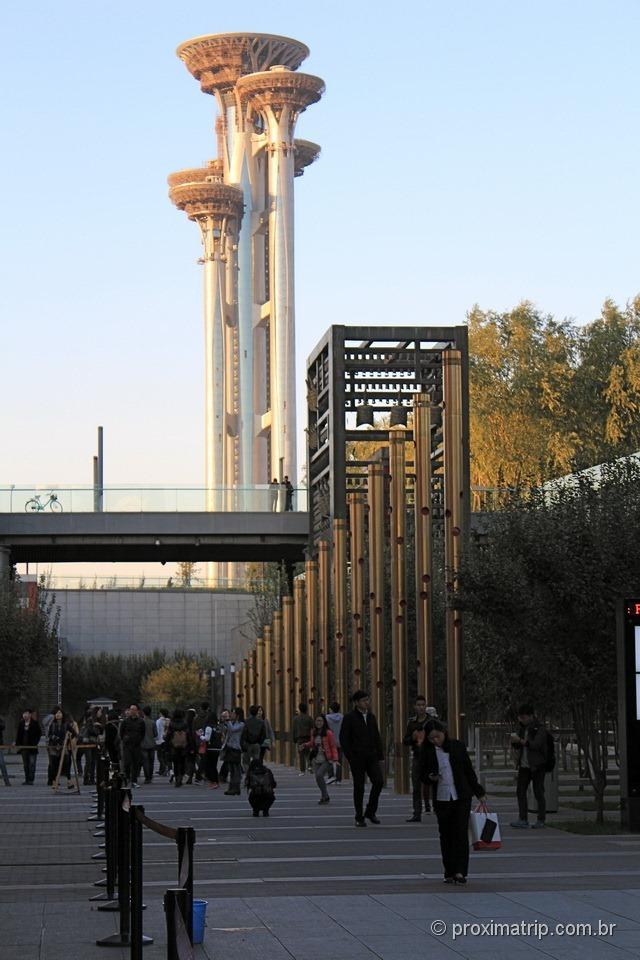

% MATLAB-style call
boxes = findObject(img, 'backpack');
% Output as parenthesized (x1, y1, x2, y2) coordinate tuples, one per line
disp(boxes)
(249, 769, 273, 796)
(545, 732, 556, 773)
(249, 721, 266, 745)
(171, 729, 187, 750)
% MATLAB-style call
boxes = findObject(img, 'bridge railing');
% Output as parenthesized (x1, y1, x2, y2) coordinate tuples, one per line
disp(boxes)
(0, 485, 308, 514)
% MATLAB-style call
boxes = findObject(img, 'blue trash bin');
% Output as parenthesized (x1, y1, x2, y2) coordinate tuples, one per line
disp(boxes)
(192, 899, 208, 945)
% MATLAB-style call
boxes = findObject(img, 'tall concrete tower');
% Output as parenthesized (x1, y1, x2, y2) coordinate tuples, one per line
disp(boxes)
(169, 32, 324, 503)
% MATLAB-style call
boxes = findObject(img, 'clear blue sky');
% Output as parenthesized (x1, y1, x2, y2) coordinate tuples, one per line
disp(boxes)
(2, 0, 639, 490)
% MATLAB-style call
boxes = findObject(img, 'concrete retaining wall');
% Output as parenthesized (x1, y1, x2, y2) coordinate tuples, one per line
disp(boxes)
(50, 589, 256, 664)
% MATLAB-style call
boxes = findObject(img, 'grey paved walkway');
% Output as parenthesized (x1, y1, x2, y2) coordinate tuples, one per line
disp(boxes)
(1, 756, 639, 958)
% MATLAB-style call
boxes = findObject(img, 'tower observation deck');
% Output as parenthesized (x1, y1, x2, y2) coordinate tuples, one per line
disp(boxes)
(169, 33, 324, 507)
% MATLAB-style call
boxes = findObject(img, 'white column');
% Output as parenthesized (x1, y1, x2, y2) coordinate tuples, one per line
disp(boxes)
(200, 218, 226, 514)
(265, 104, 297, 483)
(225, 106, 259, 488)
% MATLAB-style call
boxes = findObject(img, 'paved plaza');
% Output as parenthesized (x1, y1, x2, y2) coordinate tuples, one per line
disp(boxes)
(1, 759, 640, 959)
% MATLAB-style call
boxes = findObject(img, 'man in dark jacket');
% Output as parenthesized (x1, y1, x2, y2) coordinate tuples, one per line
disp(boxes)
(241, 705, 267, 766)
(340, 690, 384, 827)
(16, 709, 43, 785)
(510, 703, 548, 829)
(292, 703, 314, 774)
(119, 704, 146, 787)
(403, 695, 431, 821)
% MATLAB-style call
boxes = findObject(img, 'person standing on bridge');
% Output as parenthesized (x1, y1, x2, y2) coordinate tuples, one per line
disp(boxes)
(284, 476, 294, 511)
(269, 478, 279, 512)
(340, 690, 384, 827)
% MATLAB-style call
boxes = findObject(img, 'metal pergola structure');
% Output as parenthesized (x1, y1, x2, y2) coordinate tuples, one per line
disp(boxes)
(235, 325, 471, 795)
(305, 325, 470, 790)
(306, 325, 470, 536)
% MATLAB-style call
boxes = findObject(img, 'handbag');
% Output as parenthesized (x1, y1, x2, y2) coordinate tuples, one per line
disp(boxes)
(470, 801, 502, 850)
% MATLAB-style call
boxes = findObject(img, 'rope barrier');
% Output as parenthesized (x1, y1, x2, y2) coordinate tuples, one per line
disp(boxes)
(90, 769, 195, 957)
(132, 807, 178, 842)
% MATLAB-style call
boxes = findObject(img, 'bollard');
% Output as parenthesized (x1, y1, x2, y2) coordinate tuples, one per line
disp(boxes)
(164, 889, 194, 960)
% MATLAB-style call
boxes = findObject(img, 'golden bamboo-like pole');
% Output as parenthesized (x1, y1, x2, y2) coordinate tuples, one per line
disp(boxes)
(333, 518, 348, 713)
(389, 426, 409, 794)
(317, 540, 330, 711)
(232, 663, 240, 711)
(305, 559, 318, 710)
(348, 491, 366, 691)
(256, 633, 265, 714)
(413, 393, 434, 705)
(248, 648, 257, 706)
(282, 595, 294, 767)
(368, 462, 386, 735)
(272, 609, 284, 764)
(443, 349, 464, 740)
(263, 624, 274, 736)
(242, 658, 250, 709)
(293, 578, 305, 708)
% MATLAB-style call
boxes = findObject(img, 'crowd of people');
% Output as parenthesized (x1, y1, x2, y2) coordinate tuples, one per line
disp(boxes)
(2, 693, 552, 885)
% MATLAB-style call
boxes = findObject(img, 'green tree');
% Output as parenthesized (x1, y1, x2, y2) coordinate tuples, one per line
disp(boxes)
(176, 562, 199, 587)
(140, 658, 207, 707)
(61, 650, 168, 718)
(246, 562, 290, 637)
(468, 301, 578, 489)
(459, 459, 640, 821)
(0, 576, 59, 711)
(568, 296, 640, 469)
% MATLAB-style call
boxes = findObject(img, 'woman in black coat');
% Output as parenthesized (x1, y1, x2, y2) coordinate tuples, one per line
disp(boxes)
(419, 720, 485, 884)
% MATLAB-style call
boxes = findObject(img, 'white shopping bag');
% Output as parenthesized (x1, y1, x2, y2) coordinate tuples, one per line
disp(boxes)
(470, 801, 502, 850)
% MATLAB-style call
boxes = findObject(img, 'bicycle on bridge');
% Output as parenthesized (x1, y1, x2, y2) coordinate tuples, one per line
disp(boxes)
(24, 492, 63, 512)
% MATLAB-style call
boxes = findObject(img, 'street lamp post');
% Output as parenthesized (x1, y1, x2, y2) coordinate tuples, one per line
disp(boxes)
(229, 662, 237, 709)
(219, 666, 225, 712)
(210, 669, 216, 713)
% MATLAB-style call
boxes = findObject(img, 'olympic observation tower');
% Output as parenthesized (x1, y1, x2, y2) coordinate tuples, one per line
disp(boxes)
(169, 34, 324, 538)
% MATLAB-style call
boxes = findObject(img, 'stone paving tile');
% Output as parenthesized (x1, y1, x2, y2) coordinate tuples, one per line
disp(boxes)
(600, 930, 640, 949)
(502, 890, 637, 926)
(557, 890, 640, 924)
(437, 892, 558, 921)
(357, 935, 466, 959)
(198, 928, 294, 959)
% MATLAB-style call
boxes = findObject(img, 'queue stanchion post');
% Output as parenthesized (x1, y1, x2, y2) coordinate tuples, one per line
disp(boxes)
(164, 889, 194, 960)
(176, 827, 195, 944)
(130, 805, 153, 957)
(94, 783, 119, 908)
(96, 787, 131, 947)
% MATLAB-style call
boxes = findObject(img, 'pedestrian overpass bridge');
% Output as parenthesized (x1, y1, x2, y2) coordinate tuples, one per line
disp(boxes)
(0, 485, 309, 566)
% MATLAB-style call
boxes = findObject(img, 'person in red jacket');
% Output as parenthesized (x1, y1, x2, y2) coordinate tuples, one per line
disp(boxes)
(303, 715, 339, 804)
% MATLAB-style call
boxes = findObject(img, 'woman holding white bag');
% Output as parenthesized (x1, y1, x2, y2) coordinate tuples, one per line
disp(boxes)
(419, 720, 486, 884)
